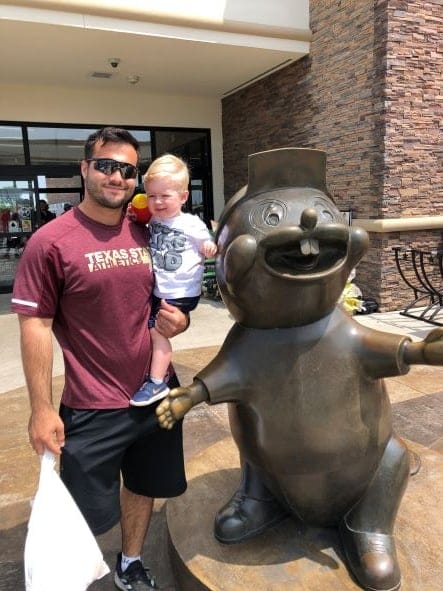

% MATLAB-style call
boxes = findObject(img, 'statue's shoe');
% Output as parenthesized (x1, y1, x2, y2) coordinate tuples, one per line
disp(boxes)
(214, 491, 289, 544)
(339, 521, 401, 591)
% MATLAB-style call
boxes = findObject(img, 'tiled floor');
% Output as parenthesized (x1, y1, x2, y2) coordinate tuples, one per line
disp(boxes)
(0, 296, 441, 590)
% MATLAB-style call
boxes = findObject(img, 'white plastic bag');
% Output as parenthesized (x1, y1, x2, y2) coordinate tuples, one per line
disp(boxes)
(24, 450, 110, 591)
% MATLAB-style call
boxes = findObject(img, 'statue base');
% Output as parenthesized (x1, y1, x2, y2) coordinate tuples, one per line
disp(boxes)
(167, 437, 442, 590)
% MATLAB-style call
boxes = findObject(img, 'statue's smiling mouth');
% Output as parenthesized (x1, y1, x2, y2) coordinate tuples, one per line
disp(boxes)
(261, 224, 349, 277)
(265, 239, 346, 274)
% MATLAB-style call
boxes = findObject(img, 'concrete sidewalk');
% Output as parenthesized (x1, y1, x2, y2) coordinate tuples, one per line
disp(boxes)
(0, 293, 441, 590)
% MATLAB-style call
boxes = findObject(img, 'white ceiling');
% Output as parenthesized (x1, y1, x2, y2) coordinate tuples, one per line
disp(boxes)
(0, 18, 308, 97)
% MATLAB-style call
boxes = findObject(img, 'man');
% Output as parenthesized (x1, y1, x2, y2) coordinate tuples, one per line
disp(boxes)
(11, 127, 188, 591)
(39, 200, 56, 224)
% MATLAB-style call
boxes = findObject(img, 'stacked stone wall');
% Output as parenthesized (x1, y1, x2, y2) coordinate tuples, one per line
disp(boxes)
(378, 0, 442, 309)
(221, 0, 442, 311)
(223, 0, 379, 211)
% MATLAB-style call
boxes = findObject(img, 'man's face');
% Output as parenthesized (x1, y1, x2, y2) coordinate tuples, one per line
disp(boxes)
(80, 141, 138, 210)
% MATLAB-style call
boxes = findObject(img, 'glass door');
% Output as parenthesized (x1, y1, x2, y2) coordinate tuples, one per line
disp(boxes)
(153, 129, 213, 225)
(36, 168, 83, 219)
(0, 167, 83, 291)
(0, 176, 36, 291)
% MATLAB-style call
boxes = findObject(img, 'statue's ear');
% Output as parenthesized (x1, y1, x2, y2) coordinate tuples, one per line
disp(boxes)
(224, 235, 257, 293)
(348, 226, 369, 269)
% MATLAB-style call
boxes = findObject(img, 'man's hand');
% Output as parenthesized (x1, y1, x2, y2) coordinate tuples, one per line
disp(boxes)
(156, 299, 189, 338)
(28, 402, 65, 455)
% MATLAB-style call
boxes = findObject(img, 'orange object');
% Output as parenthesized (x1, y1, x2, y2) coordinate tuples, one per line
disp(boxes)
(131, 193, 151, 224)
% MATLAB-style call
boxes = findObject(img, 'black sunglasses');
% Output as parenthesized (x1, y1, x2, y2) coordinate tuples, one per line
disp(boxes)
(86, 158, 138, 180)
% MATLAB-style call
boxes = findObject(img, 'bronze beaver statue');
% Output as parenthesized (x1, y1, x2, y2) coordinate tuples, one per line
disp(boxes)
(157, 148, 443, 591)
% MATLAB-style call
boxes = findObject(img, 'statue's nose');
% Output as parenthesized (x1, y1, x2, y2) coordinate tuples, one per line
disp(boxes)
(300, 208, 318, 231)
(299, 209, 319, 255)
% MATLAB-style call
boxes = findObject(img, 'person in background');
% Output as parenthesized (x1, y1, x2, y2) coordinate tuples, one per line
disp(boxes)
(39, 200, 56, 224)
(1, 207, 11, 232)
(11, 127, 189, 591)
(129, 154, 217, 407)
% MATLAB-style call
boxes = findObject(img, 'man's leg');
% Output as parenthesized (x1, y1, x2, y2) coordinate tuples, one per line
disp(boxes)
(120, 486, 154, 556)
(115, 487, 158, 589)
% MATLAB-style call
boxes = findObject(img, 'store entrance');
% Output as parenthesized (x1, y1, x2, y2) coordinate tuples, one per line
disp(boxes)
(0, 123, 214, 292)
(1, 174, 35, 291)
(0, 166, 82, 291)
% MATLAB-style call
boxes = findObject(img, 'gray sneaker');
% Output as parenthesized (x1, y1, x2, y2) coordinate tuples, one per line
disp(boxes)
(114, 553, 158, 590)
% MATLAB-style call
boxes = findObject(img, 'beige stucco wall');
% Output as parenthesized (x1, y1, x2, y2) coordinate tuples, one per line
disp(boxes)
(1, 83, 225, 220)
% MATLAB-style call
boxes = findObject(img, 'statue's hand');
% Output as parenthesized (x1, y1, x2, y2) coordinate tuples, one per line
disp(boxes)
(422, 328, 443, 365)
(156, 387, 194, 430)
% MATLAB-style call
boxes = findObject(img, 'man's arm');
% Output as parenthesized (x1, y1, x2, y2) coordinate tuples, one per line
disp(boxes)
(18, 315, 65, 455)
(156, 299, 190, 338)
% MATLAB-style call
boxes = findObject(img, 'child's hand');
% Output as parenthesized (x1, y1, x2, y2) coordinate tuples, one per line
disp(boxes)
(201, 240, 217, 258)
(126, 203, 138, 222)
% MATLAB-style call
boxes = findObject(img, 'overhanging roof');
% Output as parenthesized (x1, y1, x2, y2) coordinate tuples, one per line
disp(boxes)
(0, 2, 310, 98)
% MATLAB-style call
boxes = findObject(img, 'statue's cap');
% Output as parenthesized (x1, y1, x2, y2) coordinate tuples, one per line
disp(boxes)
(217, 148, 330, 235)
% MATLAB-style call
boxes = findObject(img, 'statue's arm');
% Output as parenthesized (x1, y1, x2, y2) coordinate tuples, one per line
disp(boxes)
(403, 328, 443, 366)
(156, 378, 209, 430)
(359, 325, 443, 378)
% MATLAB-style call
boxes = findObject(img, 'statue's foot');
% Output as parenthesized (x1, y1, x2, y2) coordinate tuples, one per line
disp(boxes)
(339, 520, 401, 591)
(214, 491, 288, 544)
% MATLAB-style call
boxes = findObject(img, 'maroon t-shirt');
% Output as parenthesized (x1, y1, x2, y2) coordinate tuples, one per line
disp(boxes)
(11, 208, 153, 409)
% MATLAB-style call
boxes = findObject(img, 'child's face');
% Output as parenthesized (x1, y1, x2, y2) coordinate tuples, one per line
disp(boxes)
(145, 176, 188, 220)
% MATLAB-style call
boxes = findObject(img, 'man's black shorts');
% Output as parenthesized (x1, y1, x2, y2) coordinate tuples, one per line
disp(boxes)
(59, 400, 186, 536)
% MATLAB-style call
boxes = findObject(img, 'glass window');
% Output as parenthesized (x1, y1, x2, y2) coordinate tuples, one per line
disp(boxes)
(28, 127, 97, 165)
(153, 129, 212, 223)
(190, 179, 204, 218)
(0, 181, 35, 288)
(1, 179, 36, 235)
(39, 191, 81, 218)
(28, 126, 152, 173)
(0, 126, 25, 165)
(154, 130, 209, 166)
(129, 130, 151, 175)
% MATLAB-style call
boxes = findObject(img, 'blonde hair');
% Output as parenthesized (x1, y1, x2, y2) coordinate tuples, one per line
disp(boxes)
(143, 154, 189, 191)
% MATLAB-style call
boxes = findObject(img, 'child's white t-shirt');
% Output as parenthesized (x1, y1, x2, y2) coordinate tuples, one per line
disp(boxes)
(149, 213, 213, 299)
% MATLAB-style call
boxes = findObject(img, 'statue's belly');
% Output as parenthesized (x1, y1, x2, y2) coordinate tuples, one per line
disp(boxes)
(229, 374, 392, 525)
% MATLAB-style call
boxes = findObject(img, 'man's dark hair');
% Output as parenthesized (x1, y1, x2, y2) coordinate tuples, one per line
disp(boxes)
(84, 127, 140, 162)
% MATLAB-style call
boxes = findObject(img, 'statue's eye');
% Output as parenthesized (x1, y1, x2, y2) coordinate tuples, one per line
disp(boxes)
(263, 204, 283, 226)
(313, 198, 341, 224)
(319, 209, 334, 222)
(249, 199, 287, 233)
